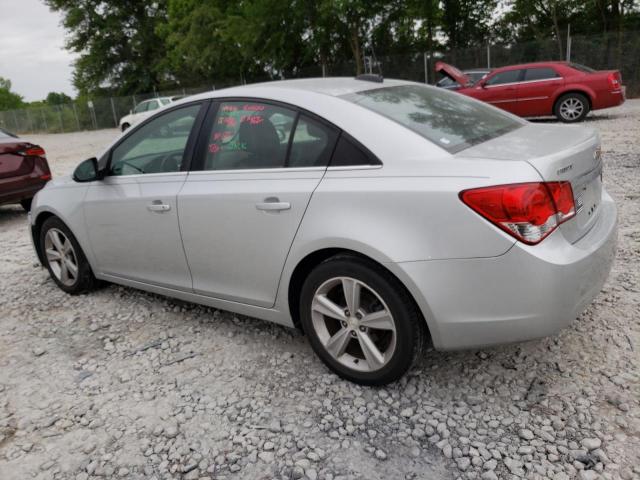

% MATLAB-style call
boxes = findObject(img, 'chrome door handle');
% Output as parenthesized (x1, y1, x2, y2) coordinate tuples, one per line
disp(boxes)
(256, 198, 291, 212)
(147, 202, 171, 212)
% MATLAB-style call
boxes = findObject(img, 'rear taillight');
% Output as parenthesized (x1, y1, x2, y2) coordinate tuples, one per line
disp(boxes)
(460, 182, 576, 245)
(19, 146, 46, 158)
(608, 72, 621, 90)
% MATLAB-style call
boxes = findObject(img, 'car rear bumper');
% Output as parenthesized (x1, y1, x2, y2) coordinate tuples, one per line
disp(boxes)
(593, 89, 625, 110)
(394, 189, 617, 350)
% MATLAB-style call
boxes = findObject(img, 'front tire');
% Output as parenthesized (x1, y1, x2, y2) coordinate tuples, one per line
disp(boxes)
(121, 122, 130, 132)
(554, 93, 590, 123)
(40, 216, 100, 294)
(299, 255, 425, 385)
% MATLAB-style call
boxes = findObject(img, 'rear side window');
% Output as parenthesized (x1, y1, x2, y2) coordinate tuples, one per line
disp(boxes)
(203, 101, 296, 170)
(330, 135, 379, 167)
(524, 68, 559, 81)
(486, 70, 523, 86)
(288, 115, 339, 167)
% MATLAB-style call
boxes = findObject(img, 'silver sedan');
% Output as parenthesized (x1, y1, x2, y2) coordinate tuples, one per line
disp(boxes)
(29, 77, 617, 385)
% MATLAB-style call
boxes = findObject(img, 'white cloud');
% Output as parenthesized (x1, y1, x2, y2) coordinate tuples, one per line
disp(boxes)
(0, 0, 78, 101)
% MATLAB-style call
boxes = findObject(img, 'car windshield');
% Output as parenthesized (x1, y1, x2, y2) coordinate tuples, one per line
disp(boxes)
(342, 84, 523, 153)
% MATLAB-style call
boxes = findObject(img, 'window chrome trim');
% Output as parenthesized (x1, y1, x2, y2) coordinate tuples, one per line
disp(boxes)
(327, 164, 383, 171)
(484, 77, 562, 89)
(186, 166, 328, 175)
(102, 171, 189, 180)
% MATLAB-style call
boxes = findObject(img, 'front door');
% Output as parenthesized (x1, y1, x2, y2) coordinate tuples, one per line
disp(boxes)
(472, 69, 524, 114)
(84, 103, 204, 290)
(178, 100, 339, 307)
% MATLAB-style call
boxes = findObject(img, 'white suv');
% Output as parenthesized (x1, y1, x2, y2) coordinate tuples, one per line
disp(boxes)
(119, 97, 172, 131)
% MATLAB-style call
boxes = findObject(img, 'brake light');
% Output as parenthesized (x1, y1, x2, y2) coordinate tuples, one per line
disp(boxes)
(40, 173, 52, 181)
(608, 72, 621, 90)
(21, 146, 46, 157)
(460, 182, 576, 245)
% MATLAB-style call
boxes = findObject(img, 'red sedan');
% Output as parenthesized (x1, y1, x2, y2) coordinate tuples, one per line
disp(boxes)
(436, 61, 625, 122)
(0, 128, 51, 211)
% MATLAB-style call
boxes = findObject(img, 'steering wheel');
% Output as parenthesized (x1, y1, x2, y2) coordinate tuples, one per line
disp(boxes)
(158, 152, 183, 172)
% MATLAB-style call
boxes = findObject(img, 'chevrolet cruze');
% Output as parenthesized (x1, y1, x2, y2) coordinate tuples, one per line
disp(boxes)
(29, 77, 617, 385)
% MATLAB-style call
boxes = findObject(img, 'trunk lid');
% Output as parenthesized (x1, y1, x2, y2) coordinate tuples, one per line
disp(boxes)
(0, 141, 36, 179)
(460, 123, 603, 243)
(435, 61, 472, 87)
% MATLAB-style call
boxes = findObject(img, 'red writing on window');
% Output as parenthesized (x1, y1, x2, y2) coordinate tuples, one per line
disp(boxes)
(243, 104, 266, 111)
(213, 131, 234, 141)
(240, 115, 264, 125)
(218, 116, 237, 126)
(222, 105, 238, 112)
(209, 144, 220, 154)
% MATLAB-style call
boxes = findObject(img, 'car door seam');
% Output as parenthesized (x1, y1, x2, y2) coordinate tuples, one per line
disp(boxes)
(176, 174, 196, 292)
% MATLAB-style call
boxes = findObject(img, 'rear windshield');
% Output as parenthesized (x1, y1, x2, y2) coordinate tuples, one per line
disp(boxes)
(342, 84, 523, 153)
(568, 63, 596, 73)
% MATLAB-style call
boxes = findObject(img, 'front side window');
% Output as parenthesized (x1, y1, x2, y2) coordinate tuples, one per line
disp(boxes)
(524, 68, 559, 81)
(133, 102, 149, 114)
(203, 101, 296, 170)
(486, 70, 523, 86)
(147, 100, 160, 111)
(342, 84, 523, 153)
(110, 104, 200, 176)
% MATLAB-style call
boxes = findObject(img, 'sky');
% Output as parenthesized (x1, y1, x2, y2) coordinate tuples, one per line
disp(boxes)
(0, 0, 77, 102)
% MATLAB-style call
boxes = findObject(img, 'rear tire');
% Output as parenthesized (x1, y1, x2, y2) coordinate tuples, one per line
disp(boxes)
(299, 254, 425, 386)
(40, 216, 100, 294)
(121, 123, 130, 132)
(554, 93, 590, 123)
(20, 198, 32, 211)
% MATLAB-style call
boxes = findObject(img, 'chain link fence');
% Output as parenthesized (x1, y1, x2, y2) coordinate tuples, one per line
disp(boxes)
(1, 31, 638, 135)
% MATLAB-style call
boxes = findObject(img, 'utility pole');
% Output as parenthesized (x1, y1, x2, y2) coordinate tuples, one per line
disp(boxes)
(566, 24, 572, 62)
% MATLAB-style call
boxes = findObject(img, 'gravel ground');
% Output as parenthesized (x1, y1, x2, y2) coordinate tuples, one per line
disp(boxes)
(1, 102, 639, 480)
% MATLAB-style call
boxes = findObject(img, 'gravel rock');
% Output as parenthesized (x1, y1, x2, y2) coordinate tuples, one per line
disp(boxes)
(581, 438, 602, 451)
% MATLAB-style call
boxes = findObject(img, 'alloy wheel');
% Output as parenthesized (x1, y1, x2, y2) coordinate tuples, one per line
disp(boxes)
(44, 228, 79, 287)
(559, 97, 584, 121)
(311, 277, 397, 372)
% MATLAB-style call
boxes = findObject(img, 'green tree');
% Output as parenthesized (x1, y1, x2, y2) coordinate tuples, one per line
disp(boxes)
(45, 0, 168, 95)
(45, 92, 73, 105)
(0, 77, 24, 111)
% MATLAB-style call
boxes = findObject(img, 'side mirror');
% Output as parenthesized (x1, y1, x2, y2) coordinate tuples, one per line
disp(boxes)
(129, 109, 133, 115)
(73, 157, 102, 182)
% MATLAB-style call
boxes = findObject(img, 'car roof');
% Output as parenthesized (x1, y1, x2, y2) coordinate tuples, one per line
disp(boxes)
(186, 77, 415, 102)
(493, 61, 568, 71)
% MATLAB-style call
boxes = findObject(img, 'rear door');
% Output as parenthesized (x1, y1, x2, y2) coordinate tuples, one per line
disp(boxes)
(178, 99, 339, 307)
(474, 69, 524, 114)
(517, 67, 564, 116)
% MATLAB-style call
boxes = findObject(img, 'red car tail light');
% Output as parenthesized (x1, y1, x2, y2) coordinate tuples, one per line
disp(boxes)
(608, 72, 621, 90)
(460, 182, 576, 245)
(23, 146, 46, 157)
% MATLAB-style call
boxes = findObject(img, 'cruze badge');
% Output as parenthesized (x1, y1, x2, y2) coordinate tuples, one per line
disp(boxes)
(557, 164, 573, 175)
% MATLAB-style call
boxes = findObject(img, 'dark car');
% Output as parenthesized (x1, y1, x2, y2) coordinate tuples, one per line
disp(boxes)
(436, 61, 625, 122)
(436, 69, 491, 90)
(0, 128, 51, 211)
